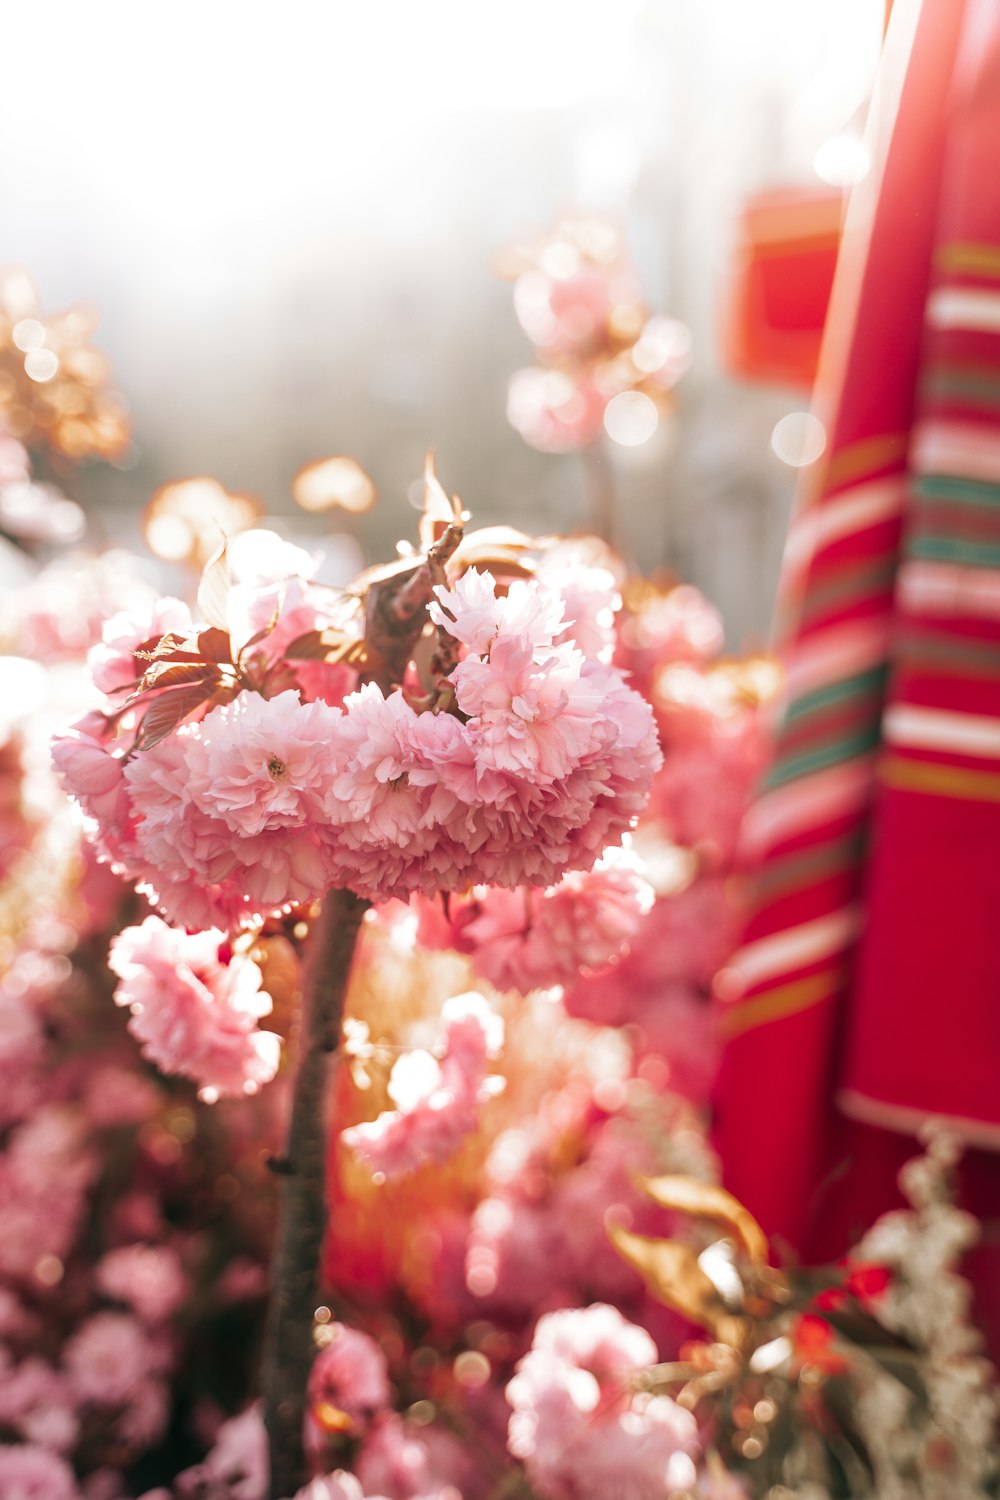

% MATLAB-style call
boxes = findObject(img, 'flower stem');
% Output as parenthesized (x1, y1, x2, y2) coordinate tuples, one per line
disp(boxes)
(262, 887, 369, 1500)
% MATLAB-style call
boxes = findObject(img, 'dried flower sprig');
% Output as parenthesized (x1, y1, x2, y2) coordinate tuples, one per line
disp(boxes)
(612, 1140, 999, 1499)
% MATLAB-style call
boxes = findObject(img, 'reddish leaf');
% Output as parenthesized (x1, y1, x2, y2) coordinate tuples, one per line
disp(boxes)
(135, 631, 202, 665)
(418, 451, 463, 552)
(133, 680, 224, 752)
(197, 627, 234, 664)
(283, 628, 358, 663)
(353, 554, 421, 593)
(458, 524, 536, 553)
(235, 607, 281, 666)
(133, 661, 223, 698)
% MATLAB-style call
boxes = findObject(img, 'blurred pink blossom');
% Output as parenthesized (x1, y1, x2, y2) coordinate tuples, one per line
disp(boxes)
(307, 1324, 391, 1440)
(343, 994, 503, 1178)
(108, 917, 280, 1100)
(293, 1474, 386, 1500)
(506, 1304, 699, 1500)
(176, 1404, 268, 1500)
(506, 368, 608, 454)
(420, 844, 653, 995)
(0, 1106, 96, 1281)
(96, 1244, 187, 1326)
(87, 597, 193, 696)
(63, 1310, 169, 1409)
(0, 1354, 79, 1454)
(357, 1413, 467, 1500)
(0, 1443, 81, 1500)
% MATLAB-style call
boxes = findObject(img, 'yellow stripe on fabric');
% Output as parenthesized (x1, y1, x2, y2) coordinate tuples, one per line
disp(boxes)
(777, 441, 906, 638)
(718, 969, 841, 1039)
(823, 434, 908, 491)
(786, 477, 903, 576)
(726, 908, 858, 992)
(935, 242, 1000, 279)
(879, 754, 1000, 802)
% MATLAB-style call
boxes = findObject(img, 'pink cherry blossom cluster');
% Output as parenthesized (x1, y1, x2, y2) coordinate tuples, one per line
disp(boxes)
(0, 419, 88, 548)
(0, 548, 156, 663)
(108, 916, 281, 1101)
(54, 560, 660, 930)
(415, 844, 654, 996)
(307, 1324, 391, 1443)
(465, 1115, 654, 1318)
(173, 1391, 473, 1500)
(342, 993, 504, 1178)
(0, 957, 194, 1480)
(500, 218, 690, 454)
(533, 540, 622, 663)
(506, 1303, 700, 1500)
(0, 1106, 97, 1284)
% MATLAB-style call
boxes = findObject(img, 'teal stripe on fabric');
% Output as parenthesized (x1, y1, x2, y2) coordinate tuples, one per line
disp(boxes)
(897, 629, 1000, 671)
(799, 557, 899, 625)
(915, 475, 1000, 506)
(921, 371, 1000, 409)
(784, 665, 886, 726)
(910, 535, 1000, 566)
(764, 725, 881, 791)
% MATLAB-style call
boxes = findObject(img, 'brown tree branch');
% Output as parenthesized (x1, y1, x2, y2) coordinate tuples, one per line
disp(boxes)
(262, 887, 369, 1500)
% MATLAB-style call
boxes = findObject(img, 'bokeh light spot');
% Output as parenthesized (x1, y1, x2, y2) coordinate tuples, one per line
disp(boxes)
(293, 455, 376, 515)
(814, 133, 870, 187)
(24, 347, 60, 383)
(770, 411, 826, 467)
(603, 390, 658, 447)
(12, 317, 45, 352)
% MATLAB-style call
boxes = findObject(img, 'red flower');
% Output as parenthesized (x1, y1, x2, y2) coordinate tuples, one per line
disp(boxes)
(845, 1263, 891, 1304)
(792, 1314, 849, 1375)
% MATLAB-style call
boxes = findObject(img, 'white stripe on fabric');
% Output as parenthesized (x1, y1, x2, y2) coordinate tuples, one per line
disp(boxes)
(927, 286, 1000, 334)
(914, 419, 1000, 483)
(741, 755, 874, 858)
(785, 618, 890, 698)
(884, 703, 1000, 759)
(784, 477, 905, 579)
(727, 908, 859, 994)
(898, 559, 1000, 618)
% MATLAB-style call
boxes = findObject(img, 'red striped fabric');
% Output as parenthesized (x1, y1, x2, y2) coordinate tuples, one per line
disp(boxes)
(714, 0, 1000, 1255)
